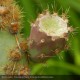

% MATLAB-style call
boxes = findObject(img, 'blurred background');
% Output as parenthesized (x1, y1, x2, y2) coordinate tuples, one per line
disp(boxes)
(16, 0, 80, 78)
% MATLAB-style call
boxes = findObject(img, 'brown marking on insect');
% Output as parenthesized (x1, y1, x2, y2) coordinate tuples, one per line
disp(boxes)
(9, 22, 19, 34)
(9, 49, 21, 61)
(0, 6, 9, 15)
